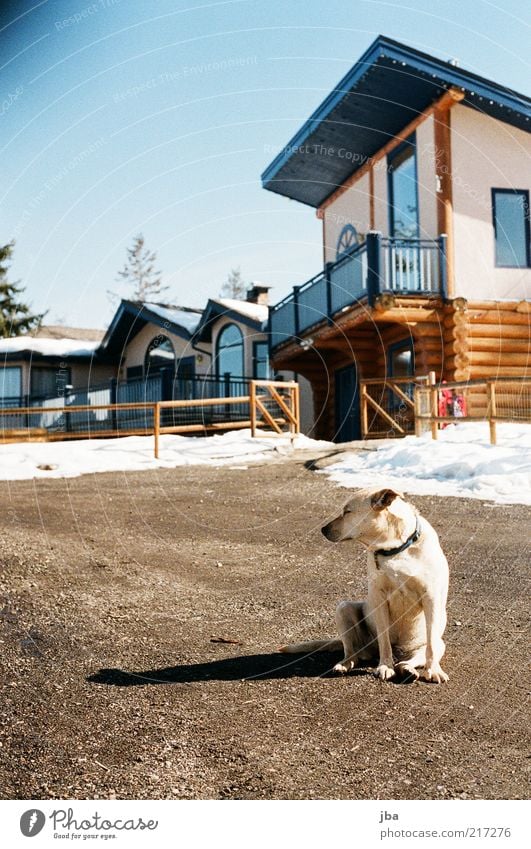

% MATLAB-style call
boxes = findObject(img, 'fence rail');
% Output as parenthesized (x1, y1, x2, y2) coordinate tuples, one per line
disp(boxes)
(414, 375, 531, 444)
(0, 380, 300, 458)
(360, 376, 430, 439)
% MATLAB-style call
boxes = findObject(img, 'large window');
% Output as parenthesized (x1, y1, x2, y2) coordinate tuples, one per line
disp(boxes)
(30, 367, 70, 399)
(144, 335, 176, 375)
(252, 341, 270, 379)
(387, 339, 414, 377)
(0, 366, 22, 402)
(388, 135, 419, 239)
(216, 323, 244, 377)
(492, 189, 530, 268)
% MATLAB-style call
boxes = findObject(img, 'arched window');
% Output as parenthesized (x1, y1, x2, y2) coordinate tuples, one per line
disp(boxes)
(216, 323, 244, 378)
(144, 335, 175, 375)
(336, 224, 360, 260)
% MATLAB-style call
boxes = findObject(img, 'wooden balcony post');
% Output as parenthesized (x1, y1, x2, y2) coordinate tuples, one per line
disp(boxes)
(366, 231, 382, 307)
(439, 233, 448, 300)
(360, 382, 368, 438)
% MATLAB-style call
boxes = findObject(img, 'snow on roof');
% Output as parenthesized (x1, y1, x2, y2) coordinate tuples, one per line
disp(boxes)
(0, 336, 100, 357)
(212, 298, 269, 324)
(140, 302, 203, 334)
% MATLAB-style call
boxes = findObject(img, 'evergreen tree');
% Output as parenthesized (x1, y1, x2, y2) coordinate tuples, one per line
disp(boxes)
(0, 241, 44, 338)
(115, 234, 168, 302)
(220, 267, 246, 300)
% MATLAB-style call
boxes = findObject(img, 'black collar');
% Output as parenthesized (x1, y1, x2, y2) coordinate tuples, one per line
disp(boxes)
(374, 517, 422, 560)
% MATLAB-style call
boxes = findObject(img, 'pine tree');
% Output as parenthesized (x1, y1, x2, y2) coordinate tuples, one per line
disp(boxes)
(220, 267, 246, 300)
(0, 241, 44, 338)
(115, 234, 168, 302)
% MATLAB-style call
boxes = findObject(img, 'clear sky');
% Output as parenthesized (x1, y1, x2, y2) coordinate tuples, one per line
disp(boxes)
(1, 0, 529, 329)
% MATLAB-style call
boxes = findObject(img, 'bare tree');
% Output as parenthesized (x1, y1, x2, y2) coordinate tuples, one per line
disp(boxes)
(220, 267, 246, 300)
(114, 234, 168, 302)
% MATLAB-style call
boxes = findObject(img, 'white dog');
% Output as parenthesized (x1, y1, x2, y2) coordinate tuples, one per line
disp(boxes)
(280, 487, 449, 683)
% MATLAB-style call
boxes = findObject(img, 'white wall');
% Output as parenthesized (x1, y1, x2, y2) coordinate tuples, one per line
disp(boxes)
(451, 104, 531, 300)
(122, 323, 211, 376)
(323, 173, 370, 262)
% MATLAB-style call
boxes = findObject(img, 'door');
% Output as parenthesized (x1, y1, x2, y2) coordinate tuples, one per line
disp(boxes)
(335, 364, 360, 443)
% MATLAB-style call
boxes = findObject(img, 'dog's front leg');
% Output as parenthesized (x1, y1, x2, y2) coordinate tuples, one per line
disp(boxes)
(421, 592, 449, 684)
(368, 585, 395, 681)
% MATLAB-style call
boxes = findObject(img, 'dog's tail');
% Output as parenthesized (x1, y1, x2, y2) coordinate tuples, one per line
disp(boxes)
(279, 638, 343, 654)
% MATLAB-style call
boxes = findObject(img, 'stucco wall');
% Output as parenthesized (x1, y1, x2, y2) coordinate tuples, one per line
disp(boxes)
(451, 104, 531, 300)
(323, 173, 370, 263)
(122, 323, 211, 376)
(6, 360, 115, 397)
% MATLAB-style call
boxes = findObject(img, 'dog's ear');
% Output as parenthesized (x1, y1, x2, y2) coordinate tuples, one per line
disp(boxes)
(370, 488, 402, 511)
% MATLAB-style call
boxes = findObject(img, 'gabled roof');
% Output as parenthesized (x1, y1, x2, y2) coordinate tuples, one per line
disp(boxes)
(34, 325, 105, 342)
(261, 35, 531, 208)
(100, 300, 203, 357)
(194, 298, 268, 342)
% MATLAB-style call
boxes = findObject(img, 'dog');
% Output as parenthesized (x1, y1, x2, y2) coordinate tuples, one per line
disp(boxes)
(280, 487, 449, 683)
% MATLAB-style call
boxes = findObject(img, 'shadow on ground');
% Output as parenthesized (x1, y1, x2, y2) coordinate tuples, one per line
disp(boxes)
(86, 651, 375, 686)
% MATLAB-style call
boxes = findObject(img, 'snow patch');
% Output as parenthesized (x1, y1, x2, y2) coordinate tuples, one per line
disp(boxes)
(322, 422, 531, 506)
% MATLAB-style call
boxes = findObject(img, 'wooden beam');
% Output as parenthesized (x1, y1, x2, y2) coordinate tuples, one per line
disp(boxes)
(317, 87, 464, 215)
(433, 99, 458, 298)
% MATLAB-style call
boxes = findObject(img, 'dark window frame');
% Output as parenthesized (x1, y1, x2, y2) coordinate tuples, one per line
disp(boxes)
(491, 188, 531, 269)
(252, 340, 270, 379)
(387, 132, 420, 239)
(215, 322, 244, 379)
(387, 338, 415, 378)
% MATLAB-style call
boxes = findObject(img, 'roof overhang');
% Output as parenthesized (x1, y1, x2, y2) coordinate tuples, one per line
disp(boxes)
(261, 35, 531, 209)
(100, 300, 198, 358)
(194, 299, 266, 343)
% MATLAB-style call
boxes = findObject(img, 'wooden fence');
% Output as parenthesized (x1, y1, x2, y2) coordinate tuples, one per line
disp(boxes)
(414, 375, 531, 444)
(0, 380, 300, 458)
(360, 376, 430, 439)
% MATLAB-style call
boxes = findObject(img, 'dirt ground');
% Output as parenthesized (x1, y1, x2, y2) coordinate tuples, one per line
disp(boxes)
(0, 449, 529, 800)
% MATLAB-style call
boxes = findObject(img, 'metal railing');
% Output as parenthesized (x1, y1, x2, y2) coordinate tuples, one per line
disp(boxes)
(269, 231, 447, 352)
(0, 380, 301, 455)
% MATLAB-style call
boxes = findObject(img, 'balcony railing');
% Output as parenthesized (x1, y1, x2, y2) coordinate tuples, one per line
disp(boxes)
(269, 232, 448, 351)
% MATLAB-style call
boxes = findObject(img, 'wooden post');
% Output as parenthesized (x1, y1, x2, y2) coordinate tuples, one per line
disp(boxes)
(429, 370, 438, 440)
(293, 382, 300, 434)
(360, 382, 368, 439)
(433, 91, 464, 299)
(154, 403, 160, 458)
(249, 380, 257, 437)
(414, 385, 422, 438)
(488, 381, 497, 445)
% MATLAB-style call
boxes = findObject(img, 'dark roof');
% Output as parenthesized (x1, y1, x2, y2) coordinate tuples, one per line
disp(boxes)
(100, 300, 203, 358)
(194, 298, 268, 343)
(261, 35, 531, 208)
(34, 325, 105, 341)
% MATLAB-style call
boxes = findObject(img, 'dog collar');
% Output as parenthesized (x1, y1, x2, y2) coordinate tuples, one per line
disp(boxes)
(374, 517, 422, 559)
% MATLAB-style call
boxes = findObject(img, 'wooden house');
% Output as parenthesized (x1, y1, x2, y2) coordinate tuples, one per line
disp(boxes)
(262, 36, 531, 441)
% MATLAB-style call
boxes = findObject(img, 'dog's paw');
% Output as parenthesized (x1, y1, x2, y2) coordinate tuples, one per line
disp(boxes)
(421, 664, 449, 684)
(333, 659, 356, 674)
(374, 664, 396, 681)
(396, 663, 419, 682)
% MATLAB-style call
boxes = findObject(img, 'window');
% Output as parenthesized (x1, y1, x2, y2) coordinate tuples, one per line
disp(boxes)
(216, 323, 244, 378)
(492, 189, 530, 268)
(387, 340, 414, 378)
(388, 135, 419, 239)
(30, 367, 70, 399)
(0, 366, 22, 403)
(252, 341, 270, 379)
(144, 335, 175, 375)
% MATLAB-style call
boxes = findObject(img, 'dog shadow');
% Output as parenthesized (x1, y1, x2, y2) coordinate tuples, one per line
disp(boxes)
(87, 651, 378, 687)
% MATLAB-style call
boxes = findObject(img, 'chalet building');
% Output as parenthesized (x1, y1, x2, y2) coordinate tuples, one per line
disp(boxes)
(0, 325, 112, 405)
(262, 36, 531, 441)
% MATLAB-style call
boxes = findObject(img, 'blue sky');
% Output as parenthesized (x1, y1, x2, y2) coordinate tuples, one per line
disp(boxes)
(1, 0, 529, 328)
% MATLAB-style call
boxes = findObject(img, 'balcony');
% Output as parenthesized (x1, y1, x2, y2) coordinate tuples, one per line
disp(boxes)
(269, 232, 448, 351)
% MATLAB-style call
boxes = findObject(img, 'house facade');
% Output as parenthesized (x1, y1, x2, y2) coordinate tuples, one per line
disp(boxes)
(262, 36, 531, 441)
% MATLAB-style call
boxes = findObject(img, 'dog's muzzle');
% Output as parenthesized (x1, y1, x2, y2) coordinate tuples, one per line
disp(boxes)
(322, 520, 341, 542)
